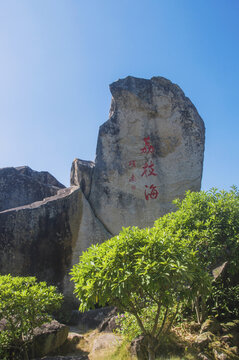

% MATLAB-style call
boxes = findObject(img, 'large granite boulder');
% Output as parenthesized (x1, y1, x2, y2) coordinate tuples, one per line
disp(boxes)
(0, 75, 205, 300)
(0, 166, 65, 212)
(86, 76, 204, 234)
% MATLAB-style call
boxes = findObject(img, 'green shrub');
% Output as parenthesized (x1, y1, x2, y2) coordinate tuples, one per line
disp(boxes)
(0, 275, 63, 360)
(154, 187, 239, 320)
(71, 226, 209, 359)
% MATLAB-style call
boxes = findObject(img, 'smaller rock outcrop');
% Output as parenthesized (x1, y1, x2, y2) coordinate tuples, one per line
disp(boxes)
(70, 159, 95, 198)
(69, 307, 114, 333)
(98, 307, 119, 333)
(16, 166, 65, 188)
(0, 166, 65, 212)
(28, 320, 69, 359)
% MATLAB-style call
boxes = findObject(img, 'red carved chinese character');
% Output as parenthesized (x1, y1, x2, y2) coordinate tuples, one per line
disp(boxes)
(144, 185, 159, 200)
(131, 185, 136, 190)
(128, 160, 136, 168)
(140, 136, 154, 154)
(141, 161, 157, 177)
(129, 174, 136, 182)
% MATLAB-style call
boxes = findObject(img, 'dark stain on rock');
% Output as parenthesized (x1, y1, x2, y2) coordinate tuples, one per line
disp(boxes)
(150, 134, 181, 158)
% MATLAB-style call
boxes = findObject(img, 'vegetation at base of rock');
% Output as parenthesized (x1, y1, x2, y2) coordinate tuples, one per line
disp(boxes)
(71, 224, 210, 359)
(71, 187, 239, 359)
(0, 275, 63, 360)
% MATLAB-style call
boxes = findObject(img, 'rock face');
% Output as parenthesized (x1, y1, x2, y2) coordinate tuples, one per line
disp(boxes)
(87, 76, 205, 234)
(70, 159, 95, 198)
(0, 166, 65, 212)
(0, 186, 110, 300)
(28, 320, 69, 359)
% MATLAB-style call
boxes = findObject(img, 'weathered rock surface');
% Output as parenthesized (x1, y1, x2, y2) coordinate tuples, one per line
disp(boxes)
(98, 307, 119, 332)
(0, 186, 110, 299)
(28, 320, 69, 359)
(70, 159, 95, 198)
(88, 76, 205, 234)
(0, 166, 65, 212)
(69, 307, 114, 333)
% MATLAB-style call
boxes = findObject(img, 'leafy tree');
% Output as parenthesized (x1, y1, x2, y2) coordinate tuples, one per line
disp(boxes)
(0, 275, 63, 360)
(71, 226, 209, 360)
(154, 187, 239, 320)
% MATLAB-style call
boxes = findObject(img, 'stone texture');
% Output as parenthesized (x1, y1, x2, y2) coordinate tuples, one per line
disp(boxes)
(89, 76, 205, 234)
(98, 307, 119, 332)
(28, 320, 69, 359)
(16, 166, 65, 189)
(70, 159, 95, 198)
(0, 166, 65, 212)
(69, 307, 114, 333)
(0, 186, 110, 299)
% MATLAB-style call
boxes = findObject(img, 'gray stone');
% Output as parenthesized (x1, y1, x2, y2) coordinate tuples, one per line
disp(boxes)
(28, 320, 69, 359)
(53, 332, 84, 356)
(70, 307, 114, 333)
(70, 159, 95, 198)
(0, 166, 65, 212)
(89, 76, 205, 234)
(0, 186, 110, 300)
(98, 307, 119, 332)
(16, 166, 65, 189)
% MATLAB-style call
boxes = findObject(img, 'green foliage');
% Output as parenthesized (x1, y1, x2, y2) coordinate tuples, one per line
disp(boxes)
(0, 275, 63, 359)
(155, 187, 239, 274)
(210, 281, 239, 318)
(71, 187, 239, 357)
(71, 226, 207, 312)
(154, 187, 239, 320)
(71, 226, 209, 359)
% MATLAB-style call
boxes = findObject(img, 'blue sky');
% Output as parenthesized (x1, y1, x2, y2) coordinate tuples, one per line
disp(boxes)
(0, 0, 238, 190)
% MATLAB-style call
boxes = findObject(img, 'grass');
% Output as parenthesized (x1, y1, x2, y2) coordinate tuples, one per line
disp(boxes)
(100, 341, 136, 360)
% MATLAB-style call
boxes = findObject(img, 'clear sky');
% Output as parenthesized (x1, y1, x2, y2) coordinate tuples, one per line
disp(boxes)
(0, 0, 238, 190)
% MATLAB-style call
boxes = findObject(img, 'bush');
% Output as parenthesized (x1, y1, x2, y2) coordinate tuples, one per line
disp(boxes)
(0, 275, 63, 360)
(154, 187, 239, 320)
(71, 226, 210, 359)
